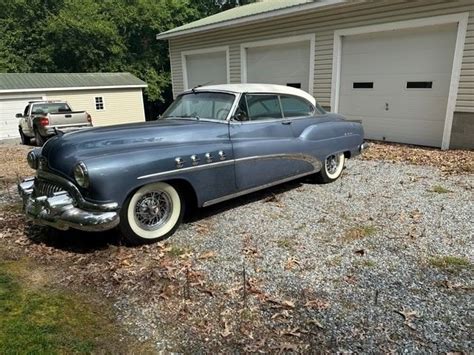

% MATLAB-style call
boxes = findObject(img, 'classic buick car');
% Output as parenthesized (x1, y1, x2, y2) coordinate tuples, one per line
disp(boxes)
(18, 84, 367, 244)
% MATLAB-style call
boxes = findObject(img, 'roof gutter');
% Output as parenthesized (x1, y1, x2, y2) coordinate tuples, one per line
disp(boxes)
(0, 84, 148, 94)
(157, 0, 358, 40)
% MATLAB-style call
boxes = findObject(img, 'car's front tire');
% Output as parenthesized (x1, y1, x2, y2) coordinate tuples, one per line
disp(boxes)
(314, 152, 345, 183)
(119, 182, 184, 245)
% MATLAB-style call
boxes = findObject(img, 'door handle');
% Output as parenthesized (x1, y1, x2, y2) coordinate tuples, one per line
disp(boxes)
(385, 103, 389, 111)
(282, 120, 292, 125)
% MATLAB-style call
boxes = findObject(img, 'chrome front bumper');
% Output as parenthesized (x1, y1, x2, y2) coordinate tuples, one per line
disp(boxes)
(18, 177, 119, 232)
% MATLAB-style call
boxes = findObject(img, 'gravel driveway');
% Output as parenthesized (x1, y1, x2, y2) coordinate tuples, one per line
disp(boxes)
(1, 145, 472, 353)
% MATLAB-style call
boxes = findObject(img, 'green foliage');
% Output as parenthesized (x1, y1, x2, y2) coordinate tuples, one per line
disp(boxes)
(0, 0, 253, 112)
(0, 261, 126, 353)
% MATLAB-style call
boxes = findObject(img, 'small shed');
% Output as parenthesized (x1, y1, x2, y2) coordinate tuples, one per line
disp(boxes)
(0, 72, 147, 140)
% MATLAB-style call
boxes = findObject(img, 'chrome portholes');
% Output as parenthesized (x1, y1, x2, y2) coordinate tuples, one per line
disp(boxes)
(175, 157, 184, 168)
(190, 154, 200, 165)
(134, 191, 173, 231)
(218, 150, 226, 160)
(205, 152, 213, 163)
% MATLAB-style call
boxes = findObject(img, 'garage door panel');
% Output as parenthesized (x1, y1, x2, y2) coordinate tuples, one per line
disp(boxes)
(186, 51, 227, 89)
(0, 97, 41, 140)
(246, 41, 311, 92)
(345, 114, 445, 147)
(339, 24, 457, 147)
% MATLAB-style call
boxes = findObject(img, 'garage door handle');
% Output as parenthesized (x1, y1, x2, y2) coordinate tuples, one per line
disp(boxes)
(282, 120, 292, 125)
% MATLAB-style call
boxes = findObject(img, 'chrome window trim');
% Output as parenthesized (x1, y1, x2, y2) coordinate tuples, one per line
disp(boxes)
(229, 92, 317, 124)
(137, 153, 321, 180)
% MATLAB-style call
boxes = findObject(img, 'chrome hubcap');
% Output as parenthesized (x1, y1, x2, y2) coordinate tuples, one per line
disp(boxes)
(326, 154, 341, 175)
(134, 191, 172, 230)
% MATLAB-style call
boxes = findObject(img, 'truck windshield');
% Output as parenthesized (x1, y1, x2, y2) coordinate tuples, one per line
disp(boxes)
(162, 92, 235, 121)
(31, 103, 71, 115)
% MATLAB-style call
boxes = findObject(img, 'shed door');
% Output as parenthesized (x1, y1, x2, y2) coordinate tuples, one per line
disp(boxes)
(185, 51, 227, 89)
(0, 97, 41, 140)
(338, 23, 457, 147)
(246, 41, 311, 92)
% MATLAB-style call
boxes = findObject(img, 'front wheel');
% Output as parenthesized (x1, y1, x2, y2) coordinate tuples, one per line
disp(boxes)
(314, 152, 345, 183)
(119, 182, 184, 245)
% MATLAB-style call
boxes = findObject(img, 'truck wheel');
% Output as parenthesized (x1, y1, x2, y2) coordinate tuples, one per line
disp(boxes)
(119, 182, 184, 245)
(314, 152, 345, 183)
(19, 128, 31, 145)
(34, 129, 45, 146)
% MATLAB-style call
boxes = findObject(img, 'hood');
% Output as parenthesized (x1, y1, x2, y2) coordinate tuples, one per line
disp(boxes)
(41, 119, 228, 177)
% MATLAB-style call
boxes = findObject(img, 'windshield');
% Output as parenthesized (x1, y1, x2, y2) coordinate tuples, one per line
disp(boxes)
(162, 92, 235, 121)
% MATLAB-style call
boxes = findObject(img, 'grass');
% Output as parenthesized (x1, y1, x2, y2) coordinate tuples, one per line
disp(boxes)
(276, 238, 296, 250)
(343, 225, 377, 242)
(430, 185, 452, 194)
(428, 256, 471, 271)
(0, 260, 131, 354)
(167, 245, 189, 257)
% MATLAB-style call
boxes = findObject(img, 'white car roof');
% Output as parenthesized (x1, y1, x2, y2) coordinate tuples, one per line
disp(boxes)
(185, 83, 317, 106)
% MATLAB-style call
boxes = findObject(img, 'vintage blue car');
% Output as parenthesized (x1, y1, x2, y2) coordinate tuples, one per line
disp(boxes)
(18, 84, 367, 244)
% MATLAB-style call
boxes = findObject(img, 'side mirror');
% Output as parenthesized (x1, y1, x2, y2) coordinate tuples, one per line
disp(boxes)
(16, 113, 22, 118)
(233, 111, 248, 122)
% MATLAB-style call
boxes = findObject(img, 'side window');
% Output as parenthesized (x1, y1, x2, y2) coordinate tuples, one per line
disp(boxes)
(246, 94, 282, 120)
(280, 95, 314, 118)
(23, 105, 30, 117)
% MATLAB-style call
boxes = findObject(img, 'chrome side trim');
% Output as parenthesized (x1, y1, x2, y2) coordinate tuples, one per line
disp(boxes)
(202, 170, 315, 207)
(137, 153, 321, 180)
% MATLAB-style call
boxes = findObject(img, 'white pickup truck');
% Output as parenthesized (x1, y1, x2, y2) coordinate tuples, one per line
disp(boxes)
(17, 100, 92, 146)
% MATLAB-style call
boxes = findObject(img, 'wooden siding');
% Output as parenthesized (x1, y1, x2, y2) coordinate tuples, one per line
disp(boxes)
(169, 0, 474, 112)
(46, 88, 145, 127)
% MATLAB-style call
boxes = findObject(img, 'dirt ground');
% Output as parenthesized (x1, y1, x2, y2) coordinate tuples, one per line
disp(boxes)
(0, 141, 472, 353)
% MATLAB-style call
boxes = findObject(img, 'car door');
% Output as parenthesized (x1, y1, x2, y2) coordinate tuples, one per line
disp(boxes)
(229, 93, 314, 191)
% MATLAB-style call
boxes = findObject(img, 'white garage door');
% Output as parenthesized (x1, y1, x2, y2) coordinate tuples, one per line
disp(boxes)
(246, 41, 311, 92)
(185, 51, 227, 89)
(0, 97, 41, 140)
(339, 24, 457, 147)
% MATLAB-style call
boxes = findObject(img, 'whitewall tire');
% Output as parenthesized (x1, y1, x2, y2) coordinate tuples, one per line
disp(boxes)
(119, 182, 184, 244)
(314, 152, 345, 183)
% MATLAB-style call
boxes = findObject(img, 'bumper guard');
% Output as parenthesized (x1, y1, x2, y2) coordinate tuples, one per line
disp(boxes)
(18, 178, 119, 232)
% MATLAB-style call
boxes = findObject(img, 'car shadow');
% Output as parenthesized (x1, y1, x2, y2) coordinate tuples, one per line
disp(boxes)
(25, 176, 312, 253)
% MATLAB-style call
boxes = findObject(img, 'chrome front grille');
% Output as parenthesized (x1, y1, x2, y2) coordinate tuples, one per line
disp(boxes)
(34, 179, 65, 197)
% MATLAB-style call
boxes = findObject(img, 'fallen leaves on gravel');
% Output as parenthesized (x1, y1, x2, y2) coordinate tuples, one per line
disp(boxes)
(361, 140, 474, 174)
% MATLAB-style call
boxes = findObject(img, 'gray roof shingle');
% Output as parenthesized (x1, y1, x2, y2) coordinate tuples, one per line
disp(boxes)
(0, 72, 147, 92)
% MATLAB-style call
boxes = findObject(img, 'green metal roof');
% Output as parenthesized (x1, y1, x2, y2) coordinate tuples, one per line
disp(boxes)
(157, 0, 345, 39)
(0, 72, 147, 93)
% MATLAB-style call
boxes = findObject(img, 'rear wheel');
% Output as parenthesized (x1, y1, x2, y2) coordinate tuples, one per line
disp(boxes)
(119, 182, 184, 245)
(314, 152, 345, 183)
(19, 127, 31, 145)
(34, 129, 45, 146)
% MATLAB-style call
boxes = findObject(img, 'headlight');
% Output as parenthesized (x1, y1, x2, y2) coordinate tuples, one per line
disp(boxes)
(73, 162, 89, 188)
(27, 150, 39, 170)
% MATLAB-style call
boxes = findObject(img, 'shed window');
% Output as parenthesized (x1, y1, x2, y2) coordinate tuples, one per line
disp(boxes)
(353, 82, 374, 89)
(407, 81, 433, 89)
(95, 97, 105, 111)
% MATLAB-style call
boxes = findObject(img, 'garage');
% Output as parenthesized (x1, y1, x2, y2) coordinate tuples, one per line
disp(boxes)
(338, 24, 458, 147)
(242, 36, 314, 93)
(0, 97, 42, 140)
(183, 48, 228, 89)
